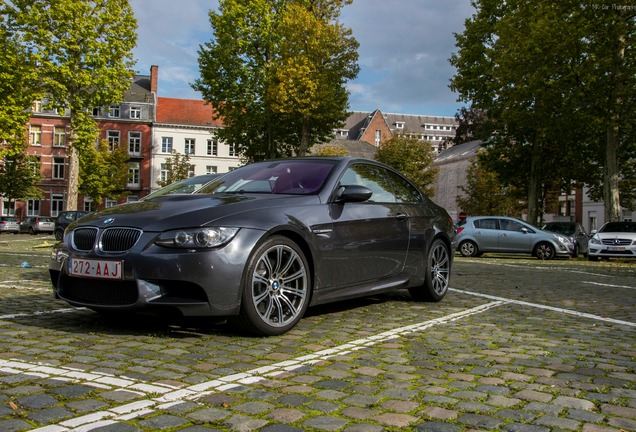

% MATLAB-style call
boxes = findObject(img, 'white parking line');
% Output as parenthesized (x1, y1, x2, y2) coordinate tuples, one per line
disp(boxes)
(583, 281, 636, 290)
(450, 288, 636, 327)
(4, 301, 504, 431)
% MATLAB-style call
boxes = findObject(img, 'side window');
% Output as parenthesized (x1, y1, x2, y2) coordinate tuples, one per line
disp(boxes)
(386, 170, 423, 204)
(500, 219, 524, 232)
(474, 218, 498, 230)
(340, 164, 395, 203)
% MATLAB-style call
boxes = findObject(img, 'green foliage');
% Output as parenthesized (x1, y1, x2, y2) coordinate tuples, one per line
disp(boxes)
(3, 0, 137, 210)
(79, 140, 130, 205)
(450, 0, 636, 222)
(456, 157, 526, 217)
(194, 0, 358, 161)
(157, 151, 193, 188)
(0, 147, 43, 204)
(313, 145, 349, 157)
(375, 134, 438, 196)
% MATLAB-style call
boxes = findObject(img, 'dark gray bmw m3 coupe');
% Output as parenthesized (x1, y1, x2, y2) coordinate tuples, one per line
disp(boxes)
(50, 157, 455, 336)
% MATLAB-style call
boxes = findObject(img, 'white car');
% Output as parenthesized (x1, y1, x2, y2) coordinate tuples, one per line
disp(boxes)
(588, 221, 636, 261)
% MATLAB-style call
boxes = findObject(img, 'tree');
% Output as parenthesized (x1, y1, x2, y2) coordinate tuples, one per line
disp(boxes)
(157, 151, 193, 188)
(0, 151, 43, 211)
(313, 144, 349, 157)
(79, 139, 130, 205)
(194, 0, 359, 161)
(375, 135, 438, 196)
(450, 0, 636, 224)
(456, 157, 525, 217)
(4, 0, 137, 211)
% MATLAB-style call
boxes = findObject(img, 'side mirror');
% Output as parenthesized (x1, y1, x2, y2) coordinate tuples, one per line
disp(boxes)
(335, 185, 373, 203)
(521, 227, 529, 234)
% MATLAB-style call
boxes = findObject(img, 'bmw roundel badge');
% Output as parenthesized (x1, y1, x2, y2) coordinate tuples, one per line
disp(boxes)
(103, 218, 115, 225)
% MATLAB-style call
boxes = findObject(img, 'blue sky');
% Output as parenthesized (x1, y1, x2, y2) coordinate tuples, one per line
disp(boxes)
(130, 0, 474, 117)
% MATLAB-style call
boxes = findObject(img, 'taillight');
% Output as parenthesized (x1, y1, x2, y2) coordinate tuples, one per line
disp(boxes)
(456, 227, 464, 234)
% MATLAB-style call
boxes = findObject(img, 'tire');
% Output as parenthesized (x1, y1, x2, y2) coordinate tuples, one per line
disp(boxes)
(587, 255, 599, 261)
(232, 236, 310, 336)
(28, 227, 35, 235)
(459, 240, 478, 257)
(534, 242, 555, 260)
(409, 238, 451, 302)
(55, 229, 64, 241)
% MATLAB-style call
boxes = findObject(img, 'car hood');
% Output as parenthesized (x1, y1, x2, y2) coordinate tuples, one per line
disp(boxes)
(73, 193, 318, 232)
(594, 231, 636, 241)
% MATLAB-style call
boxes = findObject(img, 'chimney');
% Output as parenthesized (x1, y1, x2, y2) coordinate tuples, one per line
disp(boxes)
(150, 65, 158, 94)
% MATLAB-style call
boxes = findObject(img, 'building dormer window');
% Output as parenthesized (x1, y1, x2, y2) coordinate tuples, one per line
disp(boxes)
(395, 121, 405, 129)
(108, 105, 120, 118)
(130, 106, 141, 119)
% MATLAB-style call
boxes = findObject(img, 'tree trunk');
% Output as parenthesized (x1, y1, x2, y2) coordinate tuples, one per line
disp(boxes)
(64, 143, 80, 211)
(297, 118, 310, 157)
(604, 124, 621, 222)
(527, 140, 541, 226)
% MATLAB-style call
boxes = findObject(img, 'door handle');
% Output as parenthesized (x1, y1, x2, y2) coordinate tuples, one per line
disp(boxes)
(395, 213, 407, 221)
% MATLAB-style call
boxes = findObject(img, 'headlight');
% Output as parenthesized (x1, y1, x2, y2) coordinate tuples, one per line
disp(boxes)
(590, 237, 601, 245)
(155, 227, 239, 248)
(554, 235, 570, 244)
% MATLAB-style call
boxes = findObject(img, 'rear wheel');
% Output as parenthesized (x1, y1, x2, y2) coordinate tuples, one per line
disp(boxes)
(409, 238, 451, 302)
(534, 242, 555, 260)
(232, 236, 310, 336)
(55, 229, 64, 241)
(459, 240, 478, 257)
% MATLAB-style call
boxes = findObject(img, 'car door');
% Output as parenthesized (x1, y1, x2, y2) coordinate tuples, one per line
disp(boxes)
(326, 163, 410, 287)
(472, 218, 500, 251)
(497, 218, 535, 252)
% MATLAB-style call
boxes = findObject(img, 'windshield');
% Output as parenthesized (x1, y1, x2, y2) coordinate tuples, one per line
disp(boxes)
(543, 223, 575, 236)
(600, 222, 636, 233)
(197, 160, 337, 195)
(144, 174, 220, 200)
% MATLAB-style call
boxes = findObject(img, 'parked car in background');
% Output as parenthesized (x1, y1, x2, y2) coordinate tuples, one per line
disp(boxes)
(142, 173, 221, 200)
(55, 211, 90, 241)
(0, 217, 19, 234)
(588, 221, 636, 261)
(542, 221, 589, 258)
(49, 157, 455, 336)
(456, 216, 574, 260)
(19, 216, 55, 235)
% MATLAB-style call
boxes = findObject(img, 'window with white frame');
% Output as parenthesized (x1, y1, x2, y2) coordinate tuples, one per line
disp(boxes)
(127, 195, 139, 203)
(108, 105, 120, 118)
(160, 163, 168, 184)
(27, 199, 41, 216)
(53, 127, 66, 147)
(53, 157, 65, 179)
(105, 199, 117, 208)
(32, 100, 42, 112)
(30, 125, 42, 145)
(51, 194, 64, 217)
(206, 165, 218, 174)
(207, 139, 218, 156)
(161, 137, 173, 153)
(92, 107, 101, 116)
(128, 131, 141, 155)
(107, 130, 120, 151)
(185, 138, 195, 155)
(128, 162, 140, 187)
(395, 122, 405, 129)
(83, 197, 95, 212)
(228, 142, 238, 157)
(130, 106, 141, 119)
(2, 200, 15, 217)
(375, 130, 381, 147)
(188, 165, 195, 177)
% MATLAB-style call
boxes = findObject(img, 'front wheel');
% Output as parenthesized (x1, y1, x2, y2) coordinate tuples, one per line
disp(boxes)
(232, 236, 310, 336)
(55, 229, 64, 241)
(534, 242, 555, 260)
(409, 239, 451, 302)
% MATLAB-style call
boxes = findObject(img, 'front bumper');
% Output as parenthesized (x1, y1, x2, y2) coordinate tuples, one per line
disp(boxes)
(49, 228, 266, 316)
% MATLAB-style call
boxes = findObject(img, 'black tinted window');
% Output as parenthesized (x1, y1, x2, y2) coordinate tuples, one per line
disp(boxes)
(474, 218, 498, 230)
(386, 170, 423, 204)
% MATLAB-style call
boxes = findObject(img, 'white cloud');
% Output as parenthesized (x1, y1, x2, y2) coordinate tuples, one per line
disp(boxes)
(131, 0, 473, 116)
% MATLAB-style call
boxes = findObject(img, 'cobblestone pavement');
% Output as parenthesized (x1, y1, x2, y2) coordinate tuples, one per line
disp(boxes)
(0, 235, 634, 431)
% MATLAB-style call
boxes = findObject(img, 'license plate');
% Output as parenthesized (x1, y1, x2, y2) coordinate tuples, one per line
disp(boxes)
(69, 258, 123, 280)
(607, 246, 625, 251)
